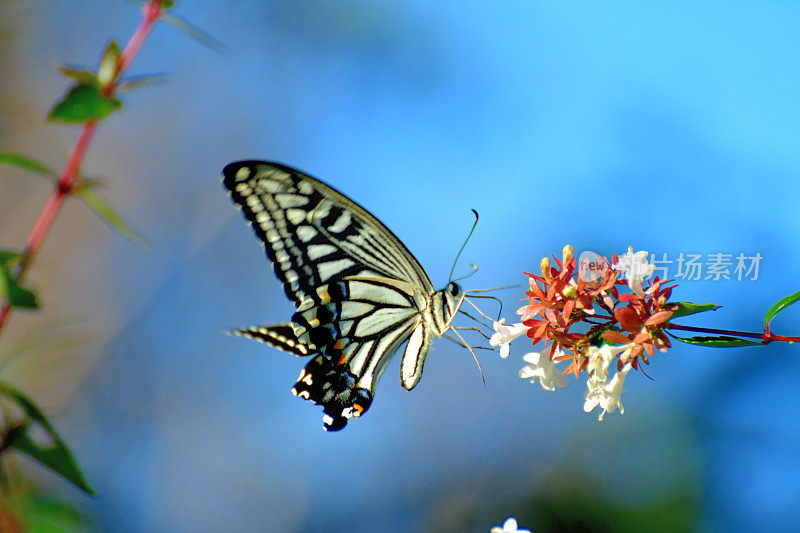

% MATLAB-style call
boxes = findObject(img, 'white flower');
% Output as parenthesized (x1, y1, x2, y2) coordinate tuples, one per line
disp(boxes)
(490, 318, 530, 359)
(518, 345, 568, 391)
(491, 517, 531, 533)
(613, 246, 656, 295)
(584, 363, 632, 421)
(585, 344, 613, 380)
(584, 343, 630, 381)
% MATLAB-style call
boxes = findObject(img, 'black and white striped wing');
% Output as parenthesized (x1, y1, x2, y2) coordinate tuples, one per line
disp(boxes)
(223, 161, 434, 304)
(223, 161, 433, 430)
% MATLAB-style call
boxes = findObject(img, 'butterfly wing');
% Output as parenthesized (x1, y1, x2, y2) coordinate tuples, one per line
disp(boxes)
(223, 161, 435, 430)
(225, 324, 311, 357)
(223, 160, 434, 303)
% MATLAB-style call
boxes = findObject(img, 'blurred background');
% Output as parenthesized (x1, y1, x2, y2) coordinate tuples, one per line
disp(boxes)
(1, 0, 799, 531)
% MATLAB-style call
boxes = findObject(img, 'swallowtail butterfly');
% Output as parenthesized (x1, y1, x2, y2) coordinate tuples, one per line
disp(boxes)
(223, 161, 468, 430)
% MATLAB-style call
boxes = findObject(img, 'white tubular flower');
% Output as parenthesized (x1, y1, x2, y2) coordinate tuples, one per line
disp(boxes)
(491, 517, 531, 533)
(490, 318, 530, 359)
(585, 343, 631, 382)
(518, 345, 568, 391)
(613, 246, 656, 295)
(585, 344, 614, 381)
(584, 363, 632, 421)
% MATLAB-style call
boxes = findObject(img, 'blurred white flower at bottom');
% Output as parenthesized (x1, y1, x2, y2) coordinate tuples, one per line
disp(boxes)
(491, 517, 531, 533)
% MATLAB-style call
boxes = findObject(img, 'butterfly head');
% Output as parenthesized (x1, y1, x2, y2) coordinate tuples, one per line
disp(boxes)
(446, 280, 463, 304)
(433, 281, 464, 331)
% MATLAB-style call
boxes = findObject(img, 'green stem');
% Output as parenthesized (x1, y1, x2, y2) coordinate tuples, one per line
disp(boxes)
(0, 456, 9, 498)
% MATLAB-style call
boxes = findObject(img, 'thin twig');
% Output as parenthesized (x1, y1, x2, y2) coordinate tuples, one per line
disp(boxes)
(0, 0, 166, 339)
(667, 322, 799, 343)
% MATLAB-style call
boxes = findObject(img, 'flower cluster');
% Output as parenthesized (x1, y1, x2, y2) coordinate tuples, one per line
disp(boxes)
(490, 245, 677, 420)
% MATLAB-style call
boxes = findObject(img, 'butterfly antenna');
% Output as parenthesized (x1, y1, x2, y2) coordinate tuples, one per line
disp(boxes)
(452, 264, 479, 283)
(466, 285, 519, 293)
(448, 209, 479, 283)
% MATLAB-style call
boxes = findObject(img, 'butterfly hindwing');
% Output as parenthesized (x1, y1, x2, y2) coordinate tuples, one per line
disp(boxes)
(225, 324, 312, 357)
(287, 277, 419, 430)
(291, 354, 374, 431)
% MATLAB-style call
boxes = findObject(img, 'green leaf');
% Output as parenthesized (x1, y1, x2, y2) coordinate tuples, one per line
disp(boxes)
(7, 429, 95, 495)
(24, 495, 88, 531)
(0, 152, 57, 178)
(48, 83, 122, 123)
(162, 12, 225, 53)
(78, 176, 109, 190)
(764, 289, 800, 328)
(57, 65, 100, 87)
(0, 250, 21, 265)
(667, 301, 722, 319)
(0, 382, 94, 494)
(97, 40, 121, 87)
(669, 334, 763, 348)
(0, 265, 40, 309)
(117, 73, 169, 92)
(76, 187, 149, 249)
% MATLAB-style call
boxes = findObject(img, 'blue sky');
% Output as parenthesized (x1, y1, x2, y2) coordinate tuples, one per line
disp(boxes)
(3, 1, 800, 531)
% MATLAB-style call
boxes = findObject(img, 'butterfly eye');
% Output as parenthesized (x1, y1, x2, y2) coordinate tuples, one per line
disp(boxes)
(447, 282, 461, 296)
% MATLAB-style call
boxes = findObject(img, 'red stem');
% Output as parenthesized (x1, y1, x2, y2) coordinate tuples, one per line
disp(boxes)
(114, 1, 162, 91)
(667, 323, 800, 344)
(16, 121, 98, 278)
(0, 0, 164, 338)
(587, 314, 800, 345)
(666, 322, 764, 339)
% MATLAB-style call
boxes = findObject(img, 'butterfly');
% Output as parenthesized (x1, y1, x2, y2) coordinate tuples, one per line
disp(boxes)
(223, 161, 475, 431)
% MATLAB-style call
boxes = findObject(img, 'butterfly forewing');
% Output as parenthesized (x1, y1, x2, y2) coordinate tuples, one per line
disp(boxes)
(223, 161, 434, 304)
(223, 161, 459, 431)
